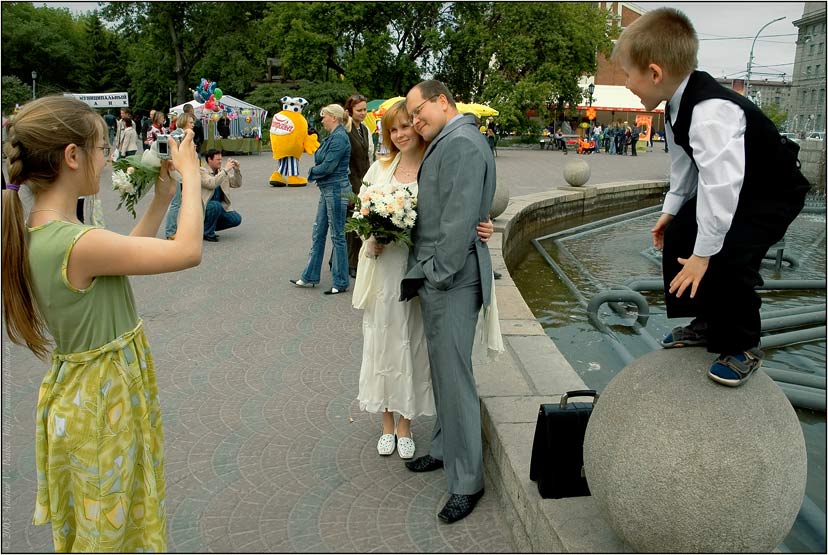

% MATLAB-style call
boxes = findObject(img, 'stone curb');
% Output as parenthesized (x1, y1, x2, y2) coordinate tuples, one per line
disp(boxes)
(478, 180, 667, 552)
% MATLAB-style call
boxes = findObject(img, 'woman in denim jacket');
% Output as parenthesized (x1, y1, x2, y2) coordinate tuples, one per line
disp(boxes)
(290, 104, 352, 295)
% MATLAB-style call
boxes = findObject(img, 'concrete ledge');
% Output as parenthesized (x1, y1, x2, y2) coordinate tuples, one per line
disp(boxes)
(479, 180, 667, 552)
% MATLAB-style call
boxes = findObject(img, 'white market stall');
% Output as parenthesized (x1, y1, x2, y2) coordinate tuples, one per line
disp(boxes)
(171, 95, 267, 154)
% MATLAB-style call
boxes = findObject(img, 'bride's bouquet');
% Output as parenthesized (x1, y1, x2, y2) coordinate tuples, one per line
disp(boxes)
(111, 149, 163, 217)
(345, 180, 417, 246)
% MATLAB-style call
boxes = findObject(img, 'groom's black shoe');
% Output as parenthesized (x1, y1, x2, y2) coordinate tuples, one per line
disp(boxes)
(438, 489, 485, 523)
(405, 454, 444, 472)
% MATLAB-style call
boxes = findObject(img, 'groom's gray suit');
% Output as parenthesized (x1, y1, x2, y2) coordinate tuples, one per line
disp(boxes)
(401, 113, 496, 495)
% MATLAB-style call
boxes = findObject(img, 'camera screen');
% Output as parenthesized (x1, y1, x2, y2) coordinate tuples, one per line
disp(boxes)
(157, 140, 168, 155)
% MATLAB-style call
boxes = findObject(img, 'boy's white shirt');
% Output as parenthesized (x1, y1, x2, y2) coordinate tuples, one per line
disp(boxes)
(664, 73, 747, 257)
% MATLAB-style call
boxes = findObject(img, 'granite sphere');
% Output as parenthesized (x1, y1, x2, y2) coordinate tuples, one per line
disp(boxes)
(563, 159, 591, 187)
(583, 347, 807, 553)
(490, 180, 510, 219)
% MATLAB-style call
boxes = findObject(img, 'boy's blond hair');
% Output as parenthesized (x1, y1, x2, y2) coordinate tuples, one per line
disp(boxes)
(612, 7, 698, 77)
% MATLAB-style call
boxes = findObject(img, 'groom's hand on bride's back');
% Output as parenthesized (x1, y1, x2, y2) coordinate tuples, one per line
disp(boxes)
(476, 218, 494, 243)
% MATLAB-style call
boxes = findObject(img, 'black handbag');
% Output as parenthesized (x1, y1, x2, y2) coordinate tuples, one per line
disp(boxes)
(529, 390, 598, 499)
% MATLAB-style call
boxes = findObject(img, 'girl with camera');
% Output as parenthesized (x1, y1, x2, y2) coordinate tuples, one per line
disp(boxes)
(2, 95, 202, 552)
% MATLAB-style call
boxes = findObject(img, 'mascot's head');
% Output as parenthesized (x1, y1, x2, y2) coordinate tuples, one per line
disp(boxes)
(281, 96, 308, 113)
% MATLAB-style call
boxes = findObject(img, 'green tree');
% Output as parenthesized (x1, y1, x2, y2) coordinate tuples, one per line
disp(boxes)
(259, 2, 444, 98)
(761, 102, 788, 131)
(75, 13, 127, 93)
(245, 79, 356, 128)
(1, 76, 32, 114)
(100, 2, 271, 110)
(0, 3, 84, 94)
(436, 2, 614, 132)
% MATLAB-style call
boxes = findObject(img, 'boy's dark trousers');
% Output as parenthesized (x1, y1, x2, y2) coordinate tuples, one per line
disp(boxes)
(662, 195, 801, 356)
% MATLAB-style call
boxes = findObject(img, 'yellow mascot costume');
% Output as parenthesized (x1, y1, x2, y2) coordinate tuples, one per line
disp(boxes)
(269, 96, 320, 187)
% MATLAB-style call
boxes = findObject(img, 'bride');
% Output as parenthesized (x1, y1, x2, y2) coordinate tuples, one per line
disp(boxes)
(352, 100, 501, 459)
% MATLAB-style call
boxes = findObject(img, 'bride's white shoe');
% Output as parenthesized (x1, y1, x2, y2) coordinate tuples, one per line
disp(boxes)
(377, 433, 396, 456)
(397, 434, 415, 459)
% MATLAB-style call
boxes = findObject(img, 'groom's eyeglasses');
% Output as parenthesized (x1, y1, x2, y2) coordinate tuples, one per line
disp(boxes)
(410, 95, 438, 120)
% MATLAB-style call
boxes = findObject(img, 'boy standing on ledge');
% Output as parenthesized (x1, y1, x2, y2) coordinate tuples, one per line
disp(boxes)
(613, 8, 809, 386)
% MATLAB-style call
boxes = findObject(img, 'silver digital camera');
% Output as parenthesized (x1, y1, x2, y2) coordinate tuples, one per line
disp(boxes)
(154, 128, 186, 160)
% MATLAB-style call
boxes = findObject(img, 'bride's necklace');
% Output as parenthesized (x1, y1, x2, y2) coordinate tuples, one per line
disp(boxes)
(395, 159, 419, 180)
(29, 208, 77, 223)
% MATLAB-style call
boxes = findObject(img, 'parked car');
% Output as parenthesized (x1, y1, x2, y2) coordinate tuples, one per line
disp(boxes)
(806, 131, 824, 141)
(780, 132, 799, 143)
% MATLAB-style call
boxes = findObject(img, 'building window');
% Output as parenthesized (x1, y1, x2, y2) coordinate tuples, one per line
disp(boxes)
(817, 64, 822, 76)
(821, 89, 826, 104)
(820, 43, 824, 55)
(810, 43, 815, 56)
(807, 65, 812, 76)
(811, 89, 817, 104)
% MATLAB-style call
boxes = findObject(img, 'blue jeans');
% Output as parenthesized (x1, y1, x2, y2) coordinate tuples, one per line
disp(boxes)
(204, 200, 241, 238)
(164, 182, 181, 239)
(300, 180, 350, 290)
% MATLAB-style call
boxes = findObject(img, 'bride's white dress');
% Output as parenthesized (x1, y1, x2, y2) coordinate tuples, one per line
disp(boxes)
(353, 177, 434, 419)
(353, 157, 504, 420)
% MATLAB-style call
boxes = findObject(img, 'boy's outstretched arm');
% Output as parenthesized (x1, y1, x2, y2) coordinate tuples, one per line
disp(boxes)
(651, 213, 674, 250)
(669, 255, 709, 298)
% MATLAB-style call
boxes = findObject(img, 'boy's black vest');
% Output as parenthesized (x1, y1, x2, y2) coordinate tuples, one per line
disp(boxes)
(671, 71, 810, 209)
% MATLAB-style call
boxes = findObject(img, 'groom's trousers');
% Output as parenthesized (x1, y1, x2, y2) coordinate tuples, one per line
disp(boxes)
(418, 250, 484, 495)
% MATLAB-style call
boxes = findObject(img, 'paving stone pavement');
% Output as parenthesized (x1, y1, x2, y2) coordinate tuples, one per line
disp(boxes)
(1, 146, 670, 552)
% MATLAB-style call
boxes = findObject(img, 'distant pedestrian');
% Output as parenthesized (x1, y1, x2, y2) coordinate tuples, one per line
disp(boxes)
(145, 111, 167, 150)
(103, 111, 117, 143)
(182, 103, 204, 154)
(113, 107, 131, 158)
(630, 124, 639, 156)
(117, 117, 140, 158)
(142, 110, 155, 142)
(344, 94, 372, 279)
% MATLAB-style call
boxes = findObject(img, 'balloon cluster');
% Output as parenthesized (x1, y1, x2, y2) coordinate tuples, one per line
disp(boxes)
(191, 78, 225, 113)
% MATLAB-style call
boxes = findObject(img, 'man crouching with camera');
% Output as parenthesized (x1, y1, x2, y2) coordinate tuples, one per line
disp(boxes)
(200, 149, 242, 242)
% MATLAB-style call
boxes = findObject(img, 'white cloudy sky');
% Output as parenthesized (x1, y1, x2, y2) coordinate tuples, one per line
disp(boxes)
(42, 1, 806, 82)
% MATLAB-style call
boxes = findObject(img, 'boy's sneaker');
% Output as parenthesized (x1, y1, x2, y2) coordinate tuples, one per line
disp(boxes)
(661, 319, 708, 348)
(708, 347, 763, 387)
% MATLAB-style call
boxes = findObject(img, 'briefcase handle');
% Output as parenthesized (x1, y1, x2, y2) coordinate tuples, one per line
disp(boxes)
(560, 390, 599, 409)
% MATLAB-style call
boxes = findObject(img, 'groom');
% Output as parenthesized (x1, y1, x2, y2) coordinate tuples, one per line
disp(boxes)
(400, 80, 496, 523)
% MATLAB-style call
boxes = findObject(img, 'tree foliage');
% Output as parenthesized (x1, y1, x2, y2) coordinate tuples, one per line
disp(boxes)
(1, 76, 32, 115)
(245, 80, 357, 131)
(2, 1, 616, 130)
(436, 2, 614, 133)
(761, 102, 788, 131)
(0, 3, 84, 95)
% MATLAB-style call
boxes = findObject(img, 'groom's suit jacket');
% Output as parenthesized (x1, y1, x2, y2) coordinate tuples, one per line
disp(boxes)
(401, 113, 496, 305)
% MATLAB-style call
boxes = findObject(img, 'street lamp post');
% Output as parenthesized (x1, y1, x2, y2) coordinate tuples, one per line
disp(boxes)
(745, 16, 785, 103)
(587, 83, 595, 134)
(31, 70, 37, 100)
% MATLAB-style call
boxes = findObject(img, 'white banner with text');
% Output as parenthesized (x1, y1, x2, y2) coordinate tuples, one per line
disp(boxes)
(64, 92, 130, 108)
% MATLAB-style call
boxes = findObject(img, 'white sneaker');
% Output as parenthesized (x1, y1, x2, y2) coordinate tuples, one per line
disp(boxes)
(377, 433, 396, 456)
(397, 435, 415, 459)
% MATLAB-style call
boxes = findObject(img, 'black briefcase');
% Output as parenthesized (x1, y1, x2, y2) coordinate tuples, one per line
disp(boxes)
(529, 390, 598, 499)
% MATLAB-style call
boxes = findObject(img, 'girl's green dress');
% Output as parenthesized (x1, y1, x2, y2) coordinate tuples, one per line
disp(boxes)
(27, 220, 166, 552)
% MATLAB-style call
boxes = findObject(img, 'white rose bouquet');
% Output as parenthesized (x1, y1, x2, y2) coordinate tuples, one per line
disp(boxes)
(111, 149, 163, 218)
(345, 181, 417, 246)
